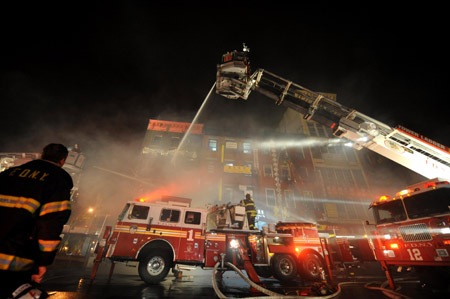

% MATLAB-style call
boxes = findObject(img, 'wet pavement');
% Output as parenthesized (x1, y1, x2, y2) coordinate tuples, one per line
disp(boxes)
(40, 257, 449, 298)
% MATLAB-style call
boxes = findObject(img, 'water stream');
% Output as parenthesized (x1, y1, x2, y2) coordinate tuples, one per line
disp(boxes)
(171, 82, 216, 164)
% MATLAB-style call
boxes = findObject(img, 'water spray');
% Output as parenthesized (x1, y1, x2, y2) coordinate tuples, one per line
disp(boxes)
(257, 137, 343, 150)
(172, 82, 216, 164)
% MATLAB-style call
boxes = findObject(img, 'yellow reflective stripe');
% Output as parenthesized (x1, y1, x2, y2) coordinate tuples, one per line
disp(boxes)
(39, 200, 71, 216)
(0, 194, 41, 214)
(38, 239, 61, 252)
(0, 253, 34, 271)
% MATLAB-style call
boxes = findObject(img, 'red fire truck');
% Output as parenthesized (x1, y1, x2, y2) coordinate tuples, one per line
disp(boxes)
(95, 196, 336, 286)
(368, 178, 450, 289)
(215, 45, 450, 290)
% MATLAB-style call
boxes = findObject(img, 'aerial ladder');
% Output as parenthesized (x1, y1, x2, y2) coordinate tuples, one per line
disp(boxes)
(216, 45, 450, 181)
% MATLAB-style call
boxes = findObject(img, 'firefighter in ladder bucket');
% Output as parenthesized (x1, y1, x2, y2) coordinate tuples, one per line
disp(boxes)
(241, 193, 257, 230)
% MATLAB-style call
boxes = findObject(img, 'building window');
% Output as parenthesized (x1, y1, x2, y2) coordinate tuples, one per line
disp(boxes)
(342, 170, 355, 187)
(151, 135, 163, 146)
(345, 204, 357, 219)
(316, 125, 327, 137)
(344, 148, 357, 162)
(223, 186, 234, 202)
(207, 161, 215, 173)
(285, 190, 295, 208)
(351, 169, 367, 189)
(208, 139, 217, 151)
(298, 167, 308, 180)
(170, 136, 180, 148)
(307, 122, 317, 137)
(263, 164, 273, 177)
(243, 142, 252, 154)
(261, 147, 270, 155)
(319, 168, 337, 186)
(295, 148, 305, 159)
(281, 165, 291, 181)
(225, 140, 237, 150)
(335, 169, 346, 186)
(266, 189, 276, 206)
(311, 147, 321, 159)
(244, 163, 252, 176)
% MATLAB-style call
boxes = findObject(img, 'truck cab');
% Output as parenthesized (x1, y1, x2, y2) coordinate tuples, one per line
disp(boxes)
(106, 196, 207, 283)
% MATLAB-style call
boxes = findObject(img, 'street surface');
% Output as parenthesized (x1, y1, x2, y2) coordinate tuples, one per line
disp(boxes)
(40, 257, 449, 299)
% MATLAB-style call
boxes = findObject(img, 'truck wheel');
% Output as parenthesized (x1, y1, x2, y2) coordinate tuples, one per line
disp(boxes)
(271, 254, 297, 281)
(138, 250, 172, 284)
(299, 253, 323, 281)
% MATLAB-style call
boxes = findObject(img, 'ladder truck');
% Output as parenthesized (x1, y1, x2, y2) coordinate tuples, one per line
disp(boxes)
(216, 45, 450, 290)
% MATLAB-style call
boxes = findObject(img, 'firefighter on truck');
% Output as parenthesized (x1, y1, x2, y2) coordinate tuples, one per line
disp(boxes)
(92, 195, 337, 290)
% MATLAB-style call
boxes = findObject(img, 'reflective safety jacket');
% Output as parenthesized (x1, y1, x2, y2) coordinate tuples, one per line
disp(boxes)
(0, 159, 73, 272)
(240, 197, 257, 217)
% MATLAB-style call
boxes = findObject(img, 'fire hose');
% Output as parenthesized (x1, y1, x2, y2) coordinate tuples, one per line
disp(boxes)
(212, 261, 342, 299)
(212, 262, 413, 299)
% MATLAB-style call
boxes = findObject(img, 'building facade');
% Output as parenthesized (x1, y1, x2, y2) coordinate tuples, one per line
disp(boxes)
(139, 113, 423, 237)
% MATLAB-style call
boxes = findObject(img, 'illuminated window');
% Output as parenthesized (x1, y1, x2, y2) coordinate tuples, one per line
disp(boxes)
(208, 139, 217, 151)
(243, 142, 252, 154)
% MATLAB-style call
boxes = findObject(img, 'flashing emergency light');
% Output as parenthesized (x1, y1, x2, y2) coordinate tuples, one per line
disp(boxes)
(397, 189, 409, 196)
(390, 243, 399, 249)
(379, 195, 390, 201)
(425, 181, 449, 189)
(443, 240, 450, 246)
(441, 227, 450, 234)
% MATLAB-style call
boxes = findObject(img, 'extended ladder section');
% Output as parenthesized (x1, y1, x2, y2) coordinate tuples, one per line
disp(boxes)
(216, 55, 450, 181)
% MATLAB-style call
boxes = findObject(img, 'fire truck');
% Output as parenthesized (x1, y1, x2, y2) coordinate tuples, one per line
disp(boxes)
(215, 44, 450, 290)
(96, 195, 337, 288)
(369, 178, 450, 289)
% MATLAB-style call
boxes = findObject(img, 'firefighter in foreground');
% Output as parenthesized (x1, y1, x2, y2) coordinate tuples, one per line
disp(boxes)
(0, 143, 73, 298)
(240, 193, 257, 229)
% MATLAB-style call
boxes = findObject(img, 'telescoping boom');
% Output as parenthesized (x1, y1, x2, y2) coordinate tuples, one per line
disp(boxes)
(216, 46, 450, 181)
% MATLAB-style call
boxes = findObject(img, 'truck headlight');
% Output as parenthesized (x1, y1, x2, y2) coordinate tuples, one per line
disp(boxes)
(229, 239, 239, 249)
(441, 227, 450, 234)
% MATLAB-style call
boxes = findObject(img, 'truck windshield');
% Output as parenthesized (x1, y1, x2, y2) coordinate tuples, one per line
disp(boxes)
(404, 188, 450, 219)
(372, 200, 406, 224)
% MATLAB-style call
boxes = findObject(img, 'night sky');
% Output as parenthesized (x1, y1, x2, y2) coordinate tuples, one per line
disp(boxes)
(2, 2, 449, 164)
